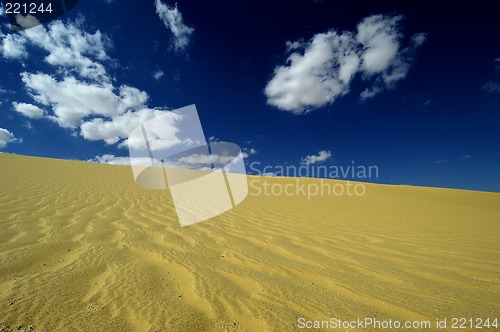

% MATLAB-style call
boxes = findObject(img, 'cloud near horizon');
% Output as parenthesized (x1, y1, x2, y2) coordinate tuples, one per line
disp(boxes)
(0, 128, 20, 149)
(265, 14, 427, 114)
(301, 150, 332, 165)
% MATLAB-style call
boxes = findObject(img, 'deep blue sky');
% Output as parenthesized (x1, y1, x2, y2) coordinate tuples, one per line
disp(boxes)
(0, 0, 499, 192)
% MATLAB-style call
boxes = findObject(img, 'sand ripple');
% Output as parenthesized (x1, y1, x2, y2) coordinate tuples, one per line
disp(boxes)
(1, 154, 499, 331)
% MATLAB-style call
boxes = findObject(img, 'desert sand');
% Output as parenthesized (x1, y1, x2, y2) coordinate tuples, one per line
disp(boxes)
(0, 153, 499, 331)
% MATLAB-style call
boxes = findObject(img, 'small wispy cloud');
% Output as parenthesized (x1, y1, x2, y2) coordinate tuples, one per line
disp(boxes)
(482, 81, 500, 93)
(301, 150, 332, 165)
(482, 57, 500, 92)
(155, 0, 194, 53)
(432, 159, 447, 165)
(90, 154, 131, 165)
(153, 70, 164, 81)
(241, 147, 258, 159)
(461, 154, 473, 160)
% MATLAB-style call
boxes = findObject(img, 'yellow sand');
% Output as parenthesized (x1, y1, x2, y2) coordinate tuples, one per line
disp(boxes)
(0, 153, 499, 331)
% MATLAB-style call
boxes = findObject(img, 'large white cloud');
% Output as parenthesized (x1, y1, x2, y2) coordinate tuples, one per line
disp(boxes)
(265, 31, 359, 114)
(0, 20, 111, 80)
(265, 14, 426, 114)
(20, 73, 148, 127)
(1, 20, 182, 149)
(155, 0, 194, 52)
(81, 108, 180, 147)
(0, 128, 20, 149)
(25, 21, 110, 80)
(19, 72, 178, 146)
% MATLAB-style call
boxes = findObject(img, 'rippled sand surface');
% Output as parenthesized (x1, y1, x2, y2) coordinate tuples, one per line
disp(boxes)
(1, 154, 499, 331)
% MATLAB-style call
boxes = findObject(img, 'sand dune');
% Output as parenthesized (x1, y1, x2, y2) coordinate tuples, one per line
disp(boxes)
(1, 154, 499, 331)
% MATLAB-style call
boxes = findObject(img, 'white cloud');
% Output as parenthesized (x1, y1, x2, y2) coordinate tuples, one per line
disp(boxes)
(12, 102, 45, 119)
(91, 154, 132, 165)
(176, 153, 235, 166)
(19, 71, 180, 147)
(359, 85, 382, 100)
(357, 15, 401, 74)
(170, 152, 245, 173)
(0, 128, 20, 149)
(20, 73, 150, 127)
(482, 57, 500, 91)
(90, 153, 240, 171)
(1, 20, 111, 80)
(242, 147, 257, 158)
(360, 32, 427, 100)
(155, 0, 194, 52)
(154, 70, 164, 80)
(432, 159, 447, 165)
(0, 5, 4, 16)
(411, 33, 427, 48)
(265, 30, 357, 114)
(4, 19, 183, 149)
(483, 81, 500, 93)
(81, 108, 180, 147)
(24, 121, 33, 130)
(301, 150, 332, 165)
(265, 14, 426, 113)
(91, 154, 165, 166)
(1, 33, 28, 59)
(27, 21, 110, 80)
(0, 86, 11, 96)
